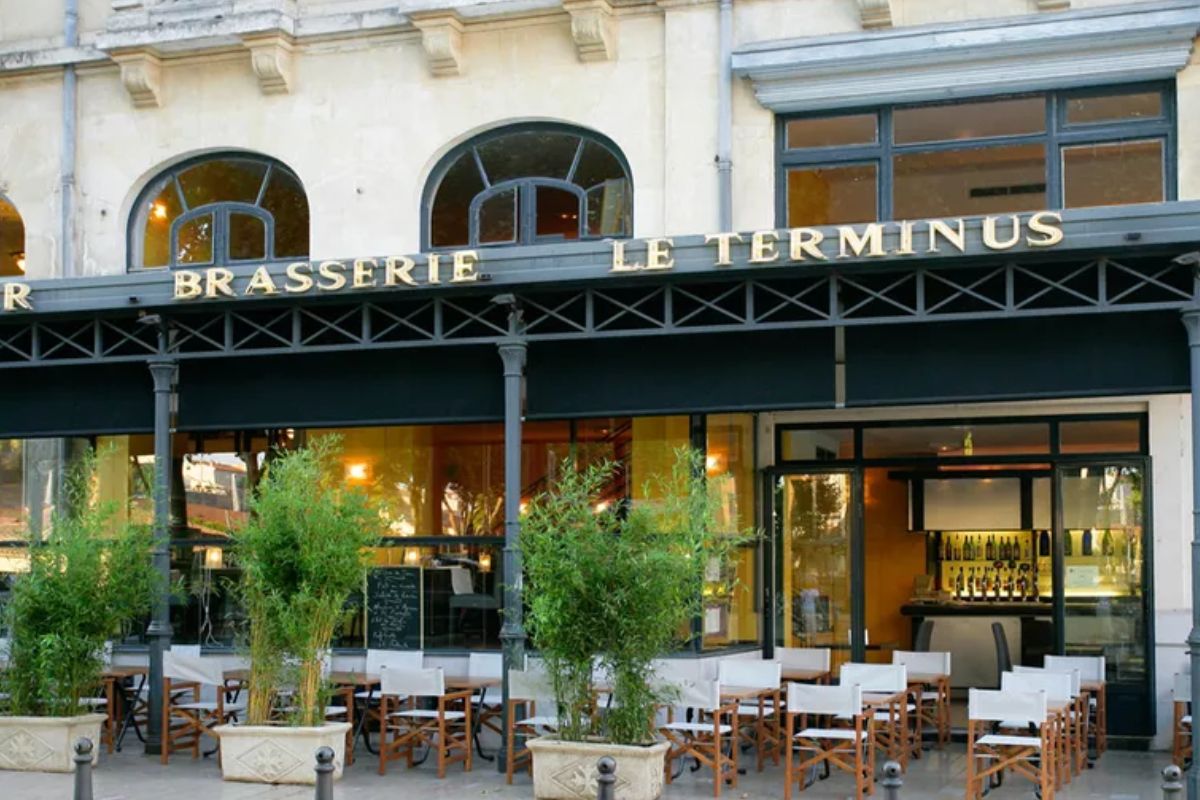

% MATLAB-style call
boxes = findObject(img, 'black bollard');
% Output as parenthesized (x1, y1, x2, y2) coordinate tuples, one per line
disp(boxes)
(73, 738, 93, 800)
(314, 746, 335, 800)
(596, 756, 617, 800)
(880, 760, 902, 800)
(1163, 764, 1183, 799)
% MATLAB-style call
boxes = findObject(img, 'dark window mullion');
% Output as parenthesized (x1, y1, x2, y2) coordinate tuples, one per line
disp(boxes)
(472, 147, 490, 189)
(890, 132, 1049, 155)
(880, 107, 893, 222)
(172, 176, 187, 213)
(521, 182, 536, 243)
(1046, 93, 1063, 211)
(254, 164, 273, 207)
(1054, 122, 1173, 144)
(780, 144, 883, 166)
(566, 138, 585, 184)
(214, 207, 230, 265)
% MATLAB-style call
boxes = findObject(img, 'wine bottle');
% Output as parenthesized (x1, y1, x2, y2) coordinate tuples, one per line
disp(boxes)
(1023, 537, 1031, 561)
(954, 541, 962, 561)
(1082, 528, 1094, 557)
(986, 536, 994, 561)
(1101, 529, 1115, 557)
(1064, 530, 1073, 557)
(1038, 530, 1050, 557)
(964, 537, 972, 561)
(944, 535, 954, 561)
(1002, 537, 1011, 560)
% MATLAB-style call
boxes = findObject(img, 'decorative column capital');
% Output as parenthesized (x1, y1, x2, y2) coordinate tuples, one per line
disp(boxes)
(857, 0, 893, 29)
(110, 47, 163, 108)
(563, 0, 617, 63)
(411, 11, 465, 77)
(498, 338, 528, 376)
(1183, 307, 1200, 344)
(148, 358, 178, 389)
(242, 32, 296, 95)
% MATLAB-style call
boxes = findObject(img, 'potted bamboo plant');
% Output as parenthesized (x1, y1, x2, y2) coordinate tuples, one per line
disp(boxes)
(521, 448, 738, 800)
(0, 449, 157, 772)
(214, 436, 380, 784)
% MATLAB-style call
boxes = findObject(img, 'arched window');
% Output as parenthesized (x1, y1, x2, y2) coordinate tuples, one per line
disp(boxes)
(426, 124, 632, 249)
(0, 196, 25, 276)
(130, 154, 309, 270)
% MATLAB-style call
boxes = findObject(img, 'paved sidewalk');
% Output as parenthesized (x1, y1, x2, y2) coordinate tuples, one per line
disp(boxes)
(0, 742, 1174, 799)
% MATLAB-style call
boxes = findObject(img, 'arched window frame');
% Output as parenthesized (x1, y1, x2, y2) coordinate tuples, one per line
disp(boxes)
(128, 153, 305, 271)
(422, 123, 633, 250)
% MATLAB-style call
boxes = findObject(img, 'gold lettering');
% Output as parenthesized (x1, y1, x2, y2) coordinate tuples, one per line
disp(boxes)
(451, 250, 480, 283)
(894, 220, 916, 256)
(385, 256, 418, 287)
(837, 224, 885, 258)
(705, 232, 742, 266)
(927, 219, 966, 253)
(353, 258, 378, 289)
(204, 268, 235, 299)
(173, 270, 203, 300)
(1026, 211, 1064, 248)
(317, 260, 347, 291)
(427, 254, 442, 285)
(982, 215, 1022, 250)
(611, 240, 644, 272)
(788, 228, 827, 261)
(285, 262, 314, 293)
(646, 238, 675, 271)
(244, 266, 280, 296)
(749, 231, 780, 264)
(2, 282, 32, 312)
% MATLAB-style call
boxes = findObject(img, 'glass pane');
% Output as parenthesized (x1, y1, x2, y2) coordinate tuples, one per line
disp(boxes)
(572, 139, 625, 190)
(704, 414, 758, 650)
(478, 188, 517, 244)
(228, 213, 266, 261)
(779, 428, 855, 462)
(177, 159, 267, 209)
(0, 196, 25, 276)
(1062, 139, 1164, 209)
(140, 180, 184, 269)
(535, 185, 581, 240)
(1060, 419, 1142, 454)
(258, 168, 309, 258)
(430, 152, 485, 248)
(894, 96, 1045, 144)
(787, 164, 876, 227)
(0, 439, 23, 542)
(477, 131, 579, 184)
(786, 114, 878, 148)
(893, 143, 1046, 219)
(777, 472, 853, 671)
(1061, 465, 1146, 684)
(862, 422, 1051, 459)
(176, 213, 214, 265)
(1066, 92, 1162, 125)
(169, 543, 242, 646)
(585, 179, 631, 237)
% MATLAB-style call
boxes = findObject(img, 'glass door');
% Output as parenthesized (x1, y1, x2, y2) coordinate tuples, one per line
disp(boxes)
(767, 469, 862, 671)
(1056, 461, 1153, 736)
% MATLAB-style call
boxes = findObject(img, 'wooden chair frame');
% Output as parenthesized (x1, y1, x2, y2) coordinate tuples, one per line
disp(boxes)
(966, 718, 1055, 800)
(784, 711, 874, 800)
(736, 688, 782, 772)
(378, 689, 473, 778)
(160, 677, 237, 765)
(1174, 697, 1192, 770)
(660, 699, 739, 797)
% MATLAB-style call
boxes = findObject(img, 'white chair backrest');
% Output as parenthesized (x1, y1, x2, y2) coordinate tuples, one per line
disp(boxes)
(381, 666, 445, 698)
(450, 566, 474, 595)
(170, 644, 202, 658)
(509, 665, 553, 703)
(840, 663, 906, 693)
(1016, 664, 1080, 697)
(1001, 670, 1071, 703)
(1045, 655, 1105, 683)
(675, 679, 722, 712)
(366, 649, 424, 674)
(469, 652, 503, 680)
(969, 688, 1047, 725)
(892, 650, 950, 676)
(787, 682, 862, 717)
(101, 641, 113, 668)
(1175, 672, 1192, 703)
(163, 652, 224, 687)
(717, 659, 782, 690)
(777, 647, 831, 672)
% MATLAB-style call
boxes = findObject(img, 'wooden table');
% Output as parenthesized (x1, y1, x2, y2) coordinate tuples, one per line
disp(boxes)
(102, 665, 148, 752)
(1082, 679, 1106, 759)
(907, 672, 951, 750)
(862, 690, 915, 769)
(781, 668, 831, 684)
(448, 676, 501, 760)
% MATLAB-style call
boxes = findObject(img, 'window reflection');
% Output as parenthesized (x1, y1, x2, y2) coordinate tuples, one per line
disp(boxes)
(0, 196, 26, 276)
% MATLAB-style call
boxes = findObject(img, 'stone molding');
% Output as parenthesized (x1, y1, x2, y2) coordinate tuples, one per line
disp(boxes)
(410, 11, 466, 77)
(110, 47, 163, 108)
(1036, 0, 1071, 10)
(733, 0, 1200, 113)
(242, 31, 295, 93)
(857, 0, 893, 29)
(563, 0, 617, 62)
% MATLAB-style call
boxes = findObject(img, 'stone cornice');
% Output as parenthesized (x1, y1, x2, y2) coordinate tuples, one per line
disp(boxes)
(563, 0, 618, 61)
(733, 0, 1200, 113)
(857, 0, 892, 29)
(410, 11, 466, 76)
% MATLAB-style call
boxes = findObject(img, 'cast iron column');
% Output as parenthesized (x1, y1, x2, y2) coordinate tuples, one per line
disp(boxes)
(497, 304, 527, 773)
(144, 356, 177, 756)
(1184, 309, 1200, 797)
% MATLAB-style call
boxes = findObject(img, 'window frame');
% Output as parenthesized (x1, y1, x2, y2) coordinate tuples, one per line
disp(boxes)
(422, 122, 634, 250)
(775, 82, 1175, 227)
(128, 154, 306, 271)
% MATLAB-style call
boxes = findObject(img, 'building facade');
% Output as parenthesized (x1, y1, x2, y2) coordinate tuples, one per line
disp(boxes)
(1, 0, 1199, 754)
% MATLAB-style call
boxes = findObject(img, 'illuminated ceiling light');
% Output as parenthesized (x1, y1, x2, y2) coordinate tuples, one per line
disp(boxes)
(204, 547, 224, 569)
(152, 202, 169, 221)
(345, 461, 370, 482)
(594, 500, 609, 514)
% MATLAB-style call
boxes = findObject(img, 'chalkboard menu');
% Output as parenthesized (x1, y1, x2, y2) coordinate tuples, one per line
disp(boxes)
(366, 567, 422, 650)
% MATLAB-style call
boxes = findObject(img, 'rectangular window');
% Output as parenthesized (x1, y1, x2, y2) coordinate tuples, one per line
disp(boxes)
(779, 84, 1172, 225)
(862, 422, 1051, 459)
(778, 428, 855, 462)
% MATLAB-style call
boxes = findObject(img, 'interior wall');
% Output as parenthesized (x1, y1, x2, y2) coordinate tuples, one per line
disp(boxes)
(863, 466, 926, 663)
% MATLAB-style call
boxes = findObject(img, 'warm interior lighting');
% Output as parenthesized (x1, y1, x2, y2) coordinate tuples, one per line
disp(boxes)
(204, 547, 224, 569)
(13, 252, 25, 273)
(345, 461, 370, 482)
(518, 500, 529, 515)
(479, 551, 492, 572)
(151, 202, 168, 221)
(705, 454, 723, 475)
(404, 548, 421, 565)
(594, 500, 609, 514)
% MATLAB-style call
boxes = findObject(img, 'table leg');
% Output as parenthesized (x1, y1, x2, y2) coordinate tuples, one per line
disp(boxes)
(355, 689, 379, 755)
(115, 674, 147, 751)
(473, 686, 496, 762)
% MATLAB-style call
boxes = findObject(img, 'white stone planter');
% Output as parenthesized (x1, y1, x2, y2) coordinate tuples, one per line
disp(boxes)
(0, 713, 106, 773)
(213, 722, 350, 785)
(526, 736, 670, 800)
